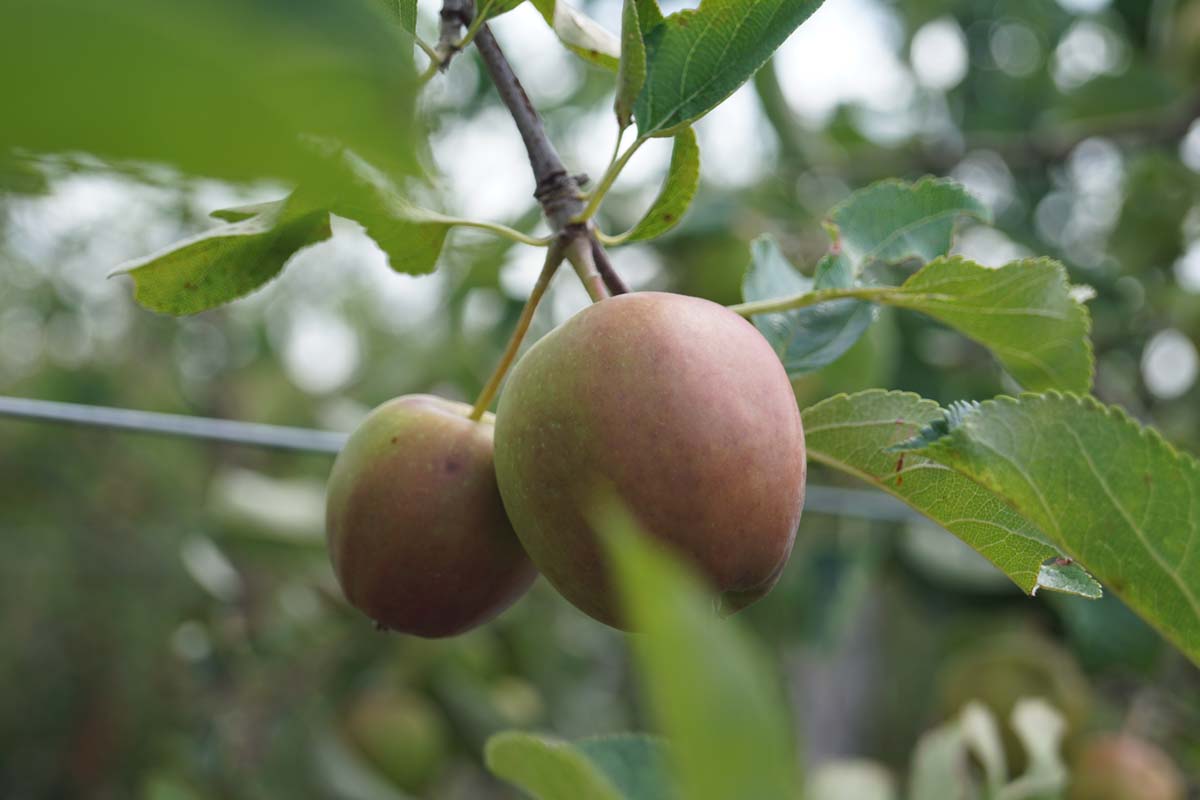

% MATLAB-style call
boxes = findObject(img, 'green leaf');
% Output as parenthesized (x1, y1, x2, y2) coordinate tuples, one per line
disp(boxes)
(485, 732, 624, 800)
(373, 0, 417, 31)
(485, 0, 528, 17)
(0, 0, 417, 184)
(826, 177, 990, 271)
(595, 497, 799, 800)
(576, 736, 678, 800)
(530, 0, 621, 70)
(742, 237, 876, 375)
(802, 391, 1102, 598)
(896, 393, 1200, 666)
(633, 0, 826, 138)
(399, 0, 417, 32)
(635, 0, 664, 28)
(323, 152, 455, 275)
(618, 128, 700, 243)
(881, 257, 1094, 393)
(615, 0, 649, 129)
(110, 197, 331, 316)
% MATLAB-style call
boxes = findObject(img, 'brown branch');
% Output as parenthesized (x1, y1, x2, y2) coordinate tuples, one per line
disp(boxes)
(473, 25, 586, 230)
(469, 21, 628, 298)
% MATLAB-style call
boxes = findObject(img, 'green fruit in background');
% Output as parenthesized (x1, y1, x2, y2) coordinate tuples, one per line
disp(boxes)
(494, 292, 807, 628)
(1068, 734, 1185, 800)
(343, 688, 451, 794)
(326, 395, 536, 637)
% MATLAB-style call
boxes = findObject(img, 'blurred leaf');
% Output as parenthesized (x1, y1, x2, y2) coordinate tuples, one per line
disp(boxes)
(997, 699, 1068, 800)
(530, 0, 621, 70)
(896, 393, 1200, 666)
(826, 177, 990, 271)
(487, 732, 641, 800)
(576, 736, 677, 800)
(595, 498, 799, 800)
(617, 128, 700, 243)
(877, 257, 1094, 392)
(807, 761, 896, 800)
(633, 0, 826, 137)
(802, 391, 1102, 598)
(0, 0, 416, 184)
(908, 701, 1068, 800)
(615, 0, 649, 129)
(110, 196, 330, 316)
(908, 718, 970, 800)
(960, 702, 1007, 793)
(743, 237, 876, 374)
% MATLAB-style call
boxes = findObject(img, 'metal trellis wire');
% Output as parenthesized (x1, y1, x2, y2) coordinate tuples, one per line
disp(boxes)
(0, 395, 917, 522)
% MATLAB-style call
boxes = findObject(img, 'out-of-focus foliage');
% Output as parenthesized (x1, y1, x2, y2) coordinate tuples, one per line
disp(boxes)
(2, 0, 1200, 797)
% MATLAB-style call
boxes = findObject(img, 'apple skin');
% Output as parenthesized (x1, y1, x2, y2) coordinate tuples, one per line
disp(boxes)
(1068, 735, 1185, 800)
(494, 291, 806, 628)
(326, 395, 536, 637)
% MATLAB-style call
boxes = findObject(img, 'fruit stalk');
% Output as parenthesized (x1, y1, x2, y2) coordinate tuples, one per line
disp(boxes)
(469, 241, 566, 421)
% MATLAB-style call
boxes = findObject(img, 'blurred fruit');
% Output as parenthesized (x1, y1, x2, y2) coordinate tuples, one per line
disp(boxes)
(1068, 734, 1185, 800)
(342, 687, 451, 794)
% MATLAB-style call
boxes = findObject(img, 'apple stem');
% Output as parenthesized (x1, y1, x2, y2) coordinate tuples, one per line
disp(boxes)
(565, 233, 610, 303)
(469, 242, 565, 421)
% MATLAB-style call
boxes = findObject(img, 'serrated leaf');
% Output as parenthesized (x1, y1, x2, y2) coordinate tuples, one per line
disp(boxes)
(883, 257, 1094, 392)
(802, 391, 1102, 598)
(530, 0, 621, 70)
(826, 177, 990, 271)
(633, 0, 826, 138)
(897, 393, 1200, 666)
(743, 237, 876, 375)
(615, 0, 649, 129)
(619, 128, 699, 242)
(110, 197, 331, 316)
(0, 0, 417, 184)
(594, 497, 799, 800)
(635, 0, 664, 28)
(485, 732, 625, 800)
